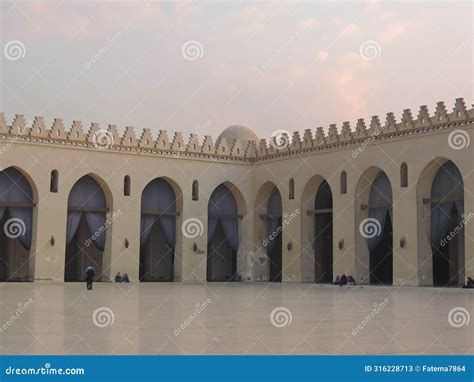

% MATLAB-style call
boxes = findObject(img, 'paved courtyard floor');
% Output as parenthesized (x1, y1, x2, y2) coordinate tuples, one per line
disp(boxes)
(0, 282, 472, 355)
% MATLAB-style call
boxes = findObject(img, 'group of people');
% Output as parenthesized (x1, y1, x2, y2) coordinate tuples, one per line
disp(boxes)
(462, 277, 473, 289)
(84, 265, 130, 290)
(115, 272, 130, 283)
(334, 274, 356, 286)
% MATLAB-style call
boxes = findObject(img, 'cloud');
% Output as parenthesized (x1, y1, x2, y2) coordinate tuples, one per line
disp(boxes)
(318, 50, 329, 61)
(297, 18, 320, 31)
(379, 21, 416, 43)
(340, 23, 360, 37)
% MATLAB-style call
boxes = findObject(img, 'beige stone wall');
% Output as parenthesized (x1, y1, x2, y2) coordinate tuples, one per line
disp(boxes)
(0, 98, 472, 286)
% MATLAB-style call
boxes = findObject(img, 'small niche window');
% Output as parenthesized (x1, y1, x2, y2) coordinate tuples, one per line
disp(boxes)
(124, 175, 131, 196)
(340, 171, 347, 195)
(192, 180, 199, 201)
(289, 178, 295, 200)
(50, 170, 58, 193)
(400, 162, 408, 188)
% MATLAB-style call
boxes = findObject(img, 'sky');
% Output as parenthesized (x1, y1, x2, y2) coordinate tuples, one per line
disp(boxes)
(1, 0, 473, 141)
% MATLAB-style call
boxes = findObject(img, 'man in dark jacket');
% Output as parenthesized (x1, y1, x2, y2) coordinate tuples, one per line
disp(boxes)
(85, 265, 95, 290)
(339, 273, 348, 286)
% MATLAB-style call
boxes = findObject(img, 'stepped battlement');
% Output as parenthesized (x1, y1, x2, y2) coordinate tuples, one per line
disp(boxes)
(1, 98, 472, 163)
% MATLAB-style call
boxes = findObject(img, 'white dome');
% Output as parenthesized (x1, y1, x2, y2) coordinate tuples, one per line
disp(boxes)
(217, 125, 259, 143)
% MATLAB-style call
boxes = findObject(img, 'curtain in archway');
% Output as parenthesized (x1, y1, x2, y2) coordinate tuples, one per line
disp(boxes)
(266, 187, 282, 251)
(368, 172, 392, 251)
(431, 161, 464, 247)
(315, 180, 333, 209)
(140, 178, 177, 248)
(208, 184, 238, 251)
(0, 167, 34, 250)
(67, 175, 107, 251)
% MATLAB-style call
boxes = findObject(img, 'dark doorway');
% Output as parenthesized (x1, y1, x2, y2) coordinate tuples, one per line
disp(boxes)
(207, 219, 236, 281)
(314, 180, 333, 283)
(139, 178, 177, 282)
(268, 216, 282, 282)
(432, 203, 463, 286)
(140, 219, 174, 281)
(207, 184, 239, 282)
(266, 187, 282, 282)
(0, 209, 30, 281)
(369, 210, 393, 285)
(64, 175, 107, 282)
(430, 161, 464, 287)
(366, 171, 393, 285)
(0, 167, 34, 282)
(65, 214, 103, 281)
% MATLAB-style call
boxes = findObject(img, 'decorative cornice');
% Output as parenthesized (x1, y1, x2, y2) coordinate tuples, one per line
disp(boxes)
(1, 98, 472, 164)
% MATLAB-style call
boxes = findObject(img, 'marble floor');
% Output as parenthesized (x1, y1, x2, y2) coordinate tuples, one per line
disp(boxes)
(0, 282, 472, 355)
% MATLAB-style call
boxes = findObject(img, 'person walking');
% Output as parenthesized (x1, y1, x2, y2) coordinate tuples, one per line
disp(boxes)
(85, 265, 95, 290)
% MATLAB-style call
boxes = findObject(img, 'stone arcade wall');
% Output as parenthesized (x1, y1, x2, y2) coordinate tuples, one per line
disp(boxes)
(0, 98, 473, 285)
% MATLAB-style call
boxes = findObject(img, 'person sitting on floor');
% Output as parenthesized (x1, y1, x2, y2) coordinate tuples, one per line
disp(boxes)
(462, 277, 473, 289)
(339, 273, 348, 286)
(347, 274, 356, 285)
(334, 274, 341, 285)
(122, 273, 130, 283)
(115, 272, 122, 283)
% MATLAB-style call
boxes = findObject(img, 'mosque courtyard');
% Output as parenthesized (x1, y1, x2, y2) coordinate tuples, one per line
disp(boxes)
(0, 282, 472, 355)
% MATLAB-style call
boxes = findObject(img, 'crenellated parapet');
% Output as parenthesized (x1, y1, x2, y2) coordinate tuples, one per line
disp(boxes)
(0, 98, 472, 163)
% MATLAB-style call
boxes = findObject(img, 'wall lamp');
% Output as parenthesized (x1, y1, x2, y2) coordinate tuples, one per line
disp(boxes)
(124, 238, 129, 248)
(50, 236, 55, 246)
(287, 241, 292, 251)
(338, 239, 344, 250)
(400, 236, 406, 248)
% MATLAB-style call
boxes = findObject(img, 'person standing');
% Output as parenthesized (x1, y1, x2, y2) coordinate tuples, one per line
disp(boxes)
(85, 265, 95, 290)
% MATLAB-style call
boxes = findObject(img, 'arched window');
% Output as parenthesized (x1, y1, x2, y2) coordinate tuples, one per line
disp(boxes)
(340, 171, 347, 194)
(124, 175, 131, 196)
(50, 169, 58, 193)
(289, 178, 295, 199)
(400, 162, 408, 188)
(192, 180, 199, 201)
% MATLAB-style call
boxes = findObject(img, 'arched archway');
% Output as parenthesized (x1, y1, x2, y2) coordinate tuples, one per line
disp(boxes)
(139, 178, 180, 282)
(417, 158, 465, 286)
(355, 168, 393, 285)
(0, 167, 36, 281)
(301, 175, 333, 283)
(254, 184, 283, 282)
(64, 174, 111, 282)
(207, 183, 243, 281)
